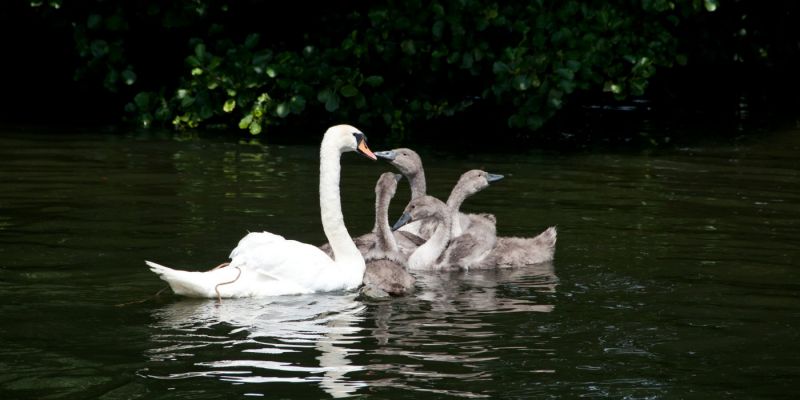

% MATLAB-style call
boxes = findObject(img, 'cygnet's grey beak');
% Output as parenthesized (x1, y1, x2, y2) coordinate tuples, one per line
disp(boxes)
(487, 173, 504, 183)
(391, 212, 412, 231)
(375, 150, 397, 161)
(393, 173, 403, 182)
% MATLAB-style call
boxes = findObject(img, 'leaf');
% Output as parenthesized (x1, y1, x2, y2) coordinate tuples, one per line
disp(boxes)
(223, 99, 236, 113)
(87, 14, 102, 29)
(121, 68, 136, 85)
(340, 84, 359, 98)
(461, 53, 474, 69)
(191, 68, 203, 76)
(249, 121, 262, 135)
(244, 33, 260, 49)
(194, 43, 206, 59)
(289, 95, 306, 113)
(492, 61, 509, 74)
(432, 20, 445, 38)
(317, 88, 332, 103)
(276, 103, 289, 118)
(400, 40, 416, 55)
(355, 94, 367, 109)
(90, 40, 109, 58)
(365, 76, 384, 87)
(134, 92, 150, 109)
(180, 95, 195, 108)
(238, 114, 253, 129)
(325, 94, 340, 112)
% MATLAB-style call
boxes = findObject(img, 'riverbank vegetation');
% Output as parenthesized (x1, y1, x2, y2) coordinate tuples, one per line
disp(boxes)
(3, 1, 798, 145)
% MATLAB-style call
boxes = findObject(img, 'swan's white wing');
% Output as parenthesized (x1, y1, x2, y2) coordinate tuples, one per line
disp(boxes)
(227, 231, 342, 294)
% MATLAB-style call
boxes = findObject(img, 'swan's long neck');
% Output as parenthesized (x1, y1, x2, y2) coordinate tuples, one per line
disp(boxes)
(374, 188, 399, 254)
(408, 210, 451, 269)
(446, 186, 469, 236)
(408, 170, 426, 200)
(319, 139, 363, 266)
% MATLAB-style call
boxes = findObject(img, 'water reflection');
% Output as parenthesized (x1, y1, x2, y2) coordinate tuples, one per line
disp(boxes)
(145, 294, 367, 398)
(363, 263, 558, 397)
(143, 263, 557, 398)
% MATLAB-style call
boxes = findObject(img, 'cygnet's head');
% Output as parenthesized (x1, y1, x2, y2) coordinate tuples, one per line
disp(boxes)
(323, 124, 377, 160)
(375, 172, 402, 199)
(391, 195, 448, 231)
(374, 148, 423, 176)
(453, 169, 504, 197)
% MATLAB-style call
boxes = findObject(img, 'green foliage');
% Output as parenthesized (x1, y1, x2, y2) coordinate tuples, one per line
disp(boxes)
(31, 0, 714, 135)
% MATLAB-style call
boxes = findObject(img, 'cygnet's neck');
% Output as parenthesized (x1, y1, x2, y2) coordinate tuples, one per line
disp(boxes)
(407, 170, 427, 200)
(446, 184, 473, 235)
(319, 138, 363, 266)
(408, 209, 451, 269)
(374, 187, 399, 254)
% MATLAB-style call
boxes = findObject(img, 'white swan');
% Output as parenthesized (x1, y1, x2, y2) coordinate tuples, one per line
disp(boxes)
(146, 124, 377, 298)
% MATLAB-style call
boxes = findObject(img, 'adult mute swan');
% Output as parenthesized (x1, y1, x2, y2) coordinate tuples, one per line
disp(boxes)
(146, 124, 377, 298)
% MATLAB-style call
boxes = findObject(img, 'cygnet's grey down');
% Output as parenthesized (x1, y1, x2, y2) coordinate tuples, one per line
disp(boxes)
(374, 148, 430, 237)
(437, 170, 504, 269)
(377, 148, 557, 269)
(391, 195, 453, 270)
(444, 169, 557, 268)
(482, 226, 557, 267)
(376, 149, 500, 242)
(360, 172, 415, 296)
(393, 170, 557, 269)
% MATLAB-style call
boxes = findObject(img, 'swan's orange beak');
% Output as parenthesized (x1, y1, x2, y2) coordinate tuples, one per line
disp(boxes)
(357, 138, 378, 160)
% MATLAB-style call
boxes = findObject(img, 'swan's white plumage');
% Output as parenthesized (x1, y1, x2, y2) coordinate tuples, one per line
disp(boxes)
(147, 124, 374, 298)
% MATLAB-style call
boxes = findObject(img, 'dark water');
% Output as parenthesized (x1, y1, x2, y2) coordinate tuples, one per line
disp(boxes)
(1, 127, 798, 399)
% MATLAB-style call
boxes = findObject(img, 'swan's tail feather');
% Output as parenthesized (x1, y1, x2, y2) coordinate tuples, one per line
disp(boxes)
(532, 226, 557, 249)
(145, 260, 217, 298)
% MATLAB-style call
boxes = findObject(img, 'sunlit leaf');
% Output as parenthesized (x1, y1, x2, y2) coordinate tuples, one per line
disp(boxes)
(223, 99, 236, 113)
(238, 114, 253, 129)
(276, 103, 289, 118)
(249, 121, 262, 135)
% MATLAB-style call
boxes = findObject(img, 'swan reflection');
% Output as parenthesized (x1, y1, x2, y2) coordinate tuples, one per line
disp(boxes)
(366, 262, 558, 397)
(143, 262, 557, 398)
(145, 293, 366, 398)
